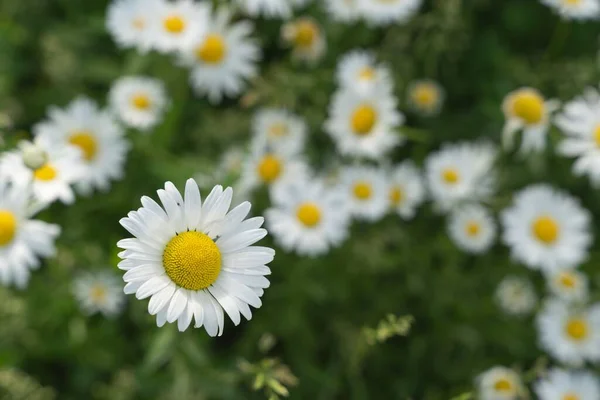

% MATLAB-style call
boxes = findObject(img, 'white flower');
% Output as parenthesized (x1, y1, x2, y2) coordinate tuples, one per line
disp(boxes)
(502, 87, 560, 154)
(425, 141, 497, 212)
(476, 366, 525, 400)
(406, 79, 445, 116)
(495, 276, 537, 316)
(236, 0, 308, 19)
(281, 17, 326, 64)
(109, 76, 168, 132)
(535, 368, 600, 400)
(340, 165, 388, 222)
(325, 88, 403, 160)
(536, 299, 600, 366)
(357, 0, 422, 26)
(179, 7, 260, 104)
(501, 184, 592, 272)
(387, 161, 425, 220)
(325, 0, 359, 22)
(0, 180, 60, 288)
(19, 140, 48, 170)
(540, 0, 600, 20)
(448, 204, 496, 254)
(117, 180, 274, 335)
(336, 51, 393, 96)
(73, 271, 126, 317)
(547, 269, 589, 304)
(251, 108, 306, 155)
(266, 179, 350, 257)
(106, 0, 154, 52)
(217, 147, 247, 181)
(34, 97, 130, 195)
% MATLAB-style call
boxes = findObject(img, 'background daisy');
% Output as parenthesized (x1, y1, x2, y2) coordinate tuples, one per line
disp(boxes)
(109, 76, 168, 131)
(341, 165, 388, 222)
(387, 161, 425, 220)
(495, 275, 537, 316)
(448, 204, 496, 254)
(73, 271, 126, 317)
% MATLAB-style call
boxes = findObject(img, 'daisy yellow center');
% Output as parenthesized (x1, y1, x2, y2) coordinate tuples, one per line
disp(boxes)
(511, 91, 545, 125)
(0, 210, 17, 246)
(90, 285, 107, 303)
(257, 155, 282, 183)
(163, 15, 185, 34)
(563, 394, 580, 400)
(593, 125, 600, 147)
(294, 21, 317, 48)
(558, 272, 577, 289)
(389, 186, 403, 205)
(69, 132, 97, 162)
(493, 378, 513, 392)
(351, 105, 377, 135)
(413, 85, 438, 107)
(565, 318, 589, 341)
(532, 216, 559, 244)
(359, 67, 375, 81)
(34, 164, 57, 181)
(353, 182, 372, 200)
(442, 168, 460, 184)
(132, 17, 145, 30)
(563, 0, 582, 5)
(296, 202, 321, 227)
(196, 34, 227, 64)
(163, 231, 222, 291)
(269, 123, 289, 137)
(131, 93, 151, 110)
(465, 221, 480, 237)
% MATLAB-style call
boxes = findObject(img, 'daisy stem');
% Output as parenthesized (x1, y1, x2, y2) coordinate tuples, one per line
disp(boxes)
(544, 21, 570, 60)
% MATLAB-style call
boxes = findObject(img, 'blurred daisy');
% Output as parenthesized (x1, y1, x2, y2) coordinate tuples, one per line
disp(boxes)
(109, 76, 168, 132)
(540, 0, 600, 20)
(502, 87, 559, 154)
(357, 0, 422, 26)
(34, 97, 130, 195)
(325, 0, 359, 22)
(106, 0, 153, 51)
(325, 88, 404, 160)
(341, 165, 388, 222)
(281, 17, 326, 64)
(406, 79, 445, 116)
(476, 366, 525, 400)
(251, 108, 307, 155)
(387, 161, 425, 220)
(148, 0, 209, 53)
(217, 147, 247, 181)
(448, 204, 496, 254)
(179, 7, 260, 104)
(266, 180, 350, 257)
(537, 299, 600, 366)
(117, 180, 274, 335)
(495, 276, 537, 316)
(425, 142, 497, 212)
(0, 180, 60, 288)
(336, 51, 392, 95)
(547, 269, 588, 304)
(73, 271, 125, 317)
(236, 0, 307, 18)
(501, 184, 592, 272)
(535, 368, 600, 400)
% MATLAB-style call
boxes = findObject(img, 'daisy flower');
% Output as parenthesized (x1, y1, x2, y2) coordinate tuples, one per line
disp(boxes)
(425, 141, 497, 212)
(117, 180, 274, 335)
(73, 271, 126, 317)
(109, 76, 168, 132)
(502, 87, 560, 154)
(179, 7, 260, 104)
(236, 0, 308, 19)
(387, 161, 425, 220)
(266, 179, 350, 257)
(325, 0, 359, 22)
(250, 108, 307, 155)
(476, 366, 525, 400)
(106, 0, 154, 52)
(547, 269, 589, 304)
(325, 88, 404, 160)
(406, 79, 445, 116)
(535, 368, 600, 400)
(281, 17, 326, 64)
(536, 299, 600, 366)
(501, 184, 592, 272)
(448, 204, 496, 254)
(336, 51, 393, 96)
(0, 180, 60, 288)
(33, 97, 130, 195)
(540, 0, 600, 20)
(341, 165, 388, 222)
(495, 276, 537, 316)
(357, 0, 422, 26)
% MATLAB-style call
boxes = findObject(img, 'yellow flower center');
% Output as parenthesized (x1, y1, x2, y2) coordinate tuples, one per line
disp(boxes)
(389, 186, 403, 205)
(563, 0, 582, 5)
(69, 131, 98, 162)
(563, 394, 580, 400)
(0, 210, 17, 246)
(131, 93, 151, 110)
(132, 17, 145, 30)
(593, 125, 600, 147)
(34, 164, 58, 181)
(565, 318, 589, 341)
(90, 285, 107, 303)
(532, 216, 559, 245)
(353, 182, 372, 200)
(163, 15, 185, 34)
(351, 105, 378, 135)
(269, 123, 289, 138)
(196, 34, 227, 64)
(296, 202, 322, 227)
(257, 155, 283, 183)
(558, 272, 577, 289)
(294, 20, 317, 48)
(511, 91, 545, 125)
(359, 67, 375, 81)
(493, 378, 513, 392)
(413, 84, 438, 107)
(442, 168, 460, 184)
(163, 231, 222, 291)
(465, 221, 480, 237)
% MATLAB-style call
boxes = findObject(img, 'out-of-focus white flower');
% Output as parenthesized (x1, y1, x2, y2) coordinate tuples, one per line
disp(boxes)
(540, 0, 600, 20)
(281, 17, 326, 64)
(357, 0, 422, 26)
(387, 161, 425, 220)
(74, 271, 126, 317)
(546, 268, 589, 304)
(109, 76, 168, 132)
(448, 204, 496, 254)
(476, 366, 525, 400)
(336, 51, 393, 96)
(534, 368, 600, 400)
(495, 275, 537, 316)
(340, 165, 388, 222)
(406, 79, 445, 116)
(251, 108, 306, 155)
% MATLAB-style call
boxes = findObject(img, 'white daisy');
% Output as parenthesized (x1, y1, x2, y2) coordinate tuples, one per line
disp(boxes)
(266, 179, 350, 257)
(236, 0, 308, 19)
(387, 161, 425, 220)
(425, 141, 497, 212)
(357, 0, 423, 26)
(281, 17, 326, 64)
(495, 275, 537, 316)
(406, 79, 445, 116)
(109, 76, 168, 132)
(502, 87, 560, 154)
(106, 0, 154, 52)
(476, 366, 525, 400)
(537, 299, 600, 366)
(540, 0, 600, 20)
(73, 271, 126, 317)
(325, 0, 360, 22)
(340, 165, 388, 222)
(535, 368, 600, 400)
(0, 180, 60, 288)
(336, 51, 393, 96)
(33, 97, 130, 195)
(448, 204, 496, 254)
(250, 108, 306, 155)
(547, 269, 589, 304)
(217, 146, 247, 181)
(179, 7, 260, 104)
(501, 184, 592, 272)
(325, 88, 403, 160)
(117, 180, 274, 335)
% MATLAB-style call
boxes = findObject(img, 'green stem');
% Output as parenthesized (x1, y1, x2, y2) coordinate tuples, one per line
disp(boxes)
(544, 21, 570, 60)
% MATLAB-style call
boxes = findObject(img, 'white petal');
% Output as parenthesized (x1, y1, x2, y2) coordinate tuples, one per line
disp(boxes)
(166, 288, 188, 323)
